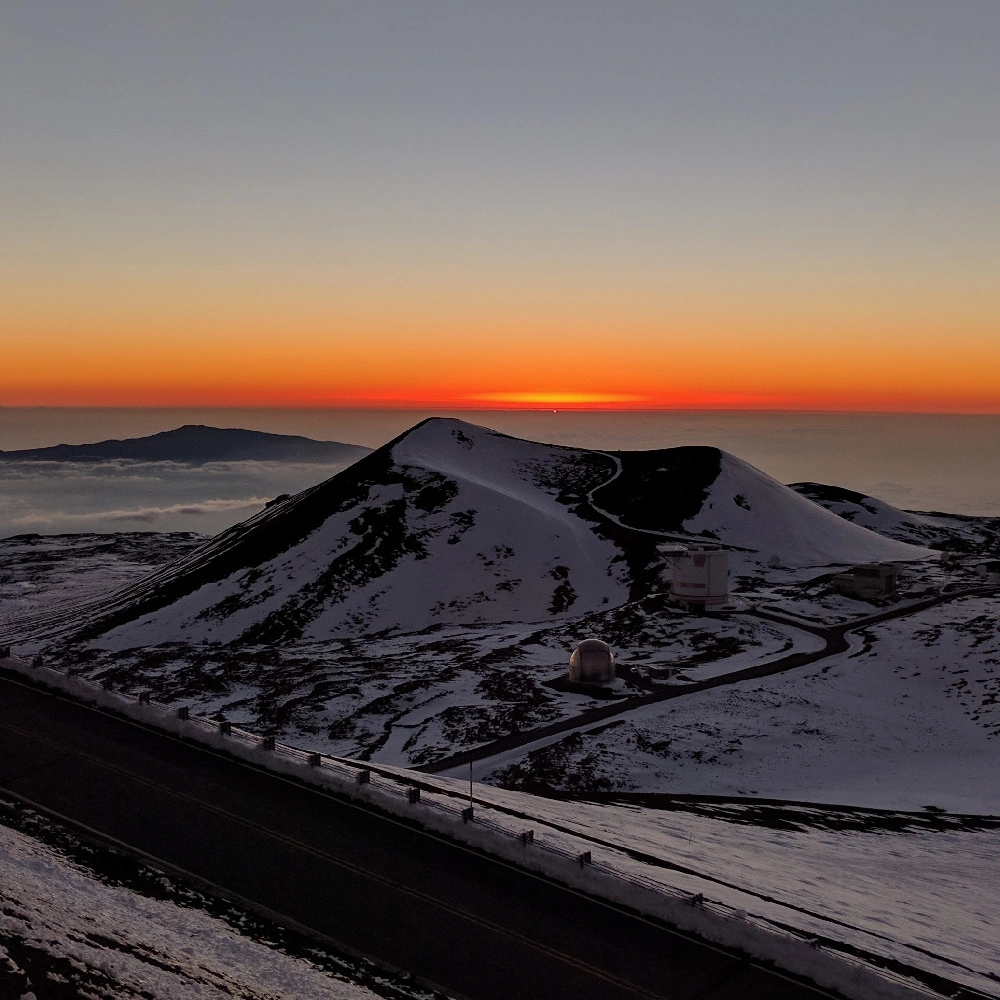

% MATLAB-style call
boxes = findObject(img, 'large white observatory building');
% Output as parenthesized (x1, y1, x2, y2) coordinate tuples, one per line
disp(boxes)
(659, 543, 729, 608)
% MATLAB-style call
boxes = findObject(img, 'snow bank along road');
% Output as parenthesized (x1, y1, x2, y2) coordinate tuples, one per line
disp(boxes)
(0, 671, 849, 1000)
(421, 586, 997, 777)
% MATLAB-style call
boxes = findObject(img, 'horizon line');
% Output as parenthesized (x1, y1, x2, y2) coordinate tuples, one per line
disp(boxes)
(2, 404, 999, 417)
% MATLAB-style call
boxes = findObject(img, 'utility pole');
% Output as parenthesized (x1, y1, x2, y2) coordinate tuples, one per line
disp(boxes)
(461, 761, 475, 823)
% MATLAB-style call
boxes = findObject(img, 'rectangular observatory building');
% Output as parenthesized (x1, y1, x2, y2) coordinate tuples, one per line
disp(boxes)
(661, 544, 729, 609)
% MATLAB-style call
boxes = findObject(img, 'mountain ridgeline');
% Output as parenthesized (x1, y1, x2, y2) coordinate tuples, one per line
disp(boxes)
(0, 424, 370, 465)
(790, 482, 1000, 555)
(10, 419, 931, 649)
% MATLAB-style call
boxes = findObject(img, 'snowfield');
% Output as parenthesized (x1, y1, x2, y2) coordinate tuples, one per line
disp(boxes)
(791, 482, 1000, 554)
(0, 532, 204, 625)
(4, 661, 994, 1000)
(393, 774, 1000, 1000)
(4, 418, 934, 651)
(686, 454, 929, 567)
(1, 420, 992, 781)
(483, 597, 1000, 814)
(0, 797, 438, 1000)
(2, 421, 993, 788)
(3, 417, 998, 1000)
(9, 607, 806, 766)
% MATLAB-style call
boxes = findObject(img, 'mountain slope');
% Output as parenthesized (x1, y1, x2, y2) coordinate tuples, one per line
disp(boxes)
(791, 482, 1000, 555)
(684, 454, 931, 566)
(64, 420, 631, 646)
(0, 425, 370, 465)
(12, 419, 932, 649)
(582, 447, 930, 567)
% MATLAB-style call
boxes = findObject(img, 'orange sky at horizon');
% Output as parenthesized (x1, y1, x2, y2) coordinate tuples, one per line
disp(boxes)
(4, 6, 1000, 416)
(4, 288, 999, 412)
(5, 328, 999, 413)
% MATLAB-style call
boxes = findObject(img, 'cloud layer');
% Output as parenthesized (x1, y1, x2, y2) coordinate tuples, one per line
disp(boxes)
(0, 459, 354, 537)
(11, 496, 270, 528)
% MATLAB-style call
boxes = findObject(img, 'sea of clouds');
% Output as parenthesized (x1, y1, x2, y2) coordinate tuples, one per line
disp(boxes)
(0, 459, 357, 537)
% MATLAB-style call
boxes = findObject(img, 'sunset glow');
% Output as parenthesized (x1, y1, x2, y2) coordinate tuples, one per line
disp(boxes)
(2, 3, 999, 414)
(4, 301, 997, 411)
(466, 393, 649, 407)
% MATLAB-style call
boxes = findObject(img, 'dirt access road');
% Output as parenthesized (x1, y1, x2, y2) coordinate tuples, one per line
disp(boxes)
(418, 586, 996, 777)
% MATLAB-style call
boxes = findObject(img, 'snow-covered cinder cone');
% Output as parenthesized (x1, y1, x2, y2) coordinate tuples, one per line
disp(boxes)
(3, 418, 932, 653)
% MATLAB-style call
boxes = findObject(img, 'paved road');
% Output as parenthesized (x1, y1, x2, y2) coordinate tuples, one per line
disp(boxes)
(0, 669, 843, 1000)
(420, 587, 995, 776)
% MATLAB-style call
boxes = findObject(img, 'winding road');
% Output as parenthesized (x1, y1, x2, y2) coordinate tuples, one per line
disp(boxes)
(418, 586, 996, 777)
(1, 666, 846, 1000)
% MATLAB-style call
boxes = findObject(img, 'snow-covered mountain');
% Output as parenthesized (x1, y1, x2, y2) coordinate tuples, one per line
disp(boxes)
(64, 420, 631, 645)
(790, 482, 1000, 555)
(676, 453, 933, 567)
(589, 448, 930, 567)
(28, 418, 929, 649)
(0, 424, 370, 465)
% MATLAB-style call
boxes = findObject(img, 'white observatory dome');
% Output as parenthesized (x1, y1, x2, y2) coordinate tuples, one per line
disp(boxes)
(568, 639, 615, 685)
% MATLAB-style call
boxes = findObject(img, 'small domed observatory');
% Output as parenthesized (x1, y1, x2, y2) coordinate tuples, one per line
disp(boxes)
(568, 639, 616, 685)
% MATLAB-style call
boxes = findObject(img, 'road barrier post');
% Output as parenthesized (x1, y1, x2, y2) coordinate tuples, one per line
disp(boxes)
(462, 806, 474, 823)
(138, 692, 151, 705)
(578, 851, 592, 867)
(407, 787, 420, 804)
(261, 736, 275, 751)
(356, 768, 371, 784)
(308, 753, 322, 766)
(519, 829, 534, 844)
(176, 707, 189, 721)
(218, 721, 231, 735)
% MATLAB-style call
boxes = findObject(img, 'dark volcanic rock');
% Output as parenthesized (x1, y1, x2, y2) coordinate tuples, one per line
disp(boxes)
(0, 424, 369, 465)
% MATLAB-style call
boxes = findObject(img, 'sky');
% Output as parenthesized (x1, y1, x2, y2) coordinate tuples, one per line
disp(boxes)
(2, 1, 999, 412)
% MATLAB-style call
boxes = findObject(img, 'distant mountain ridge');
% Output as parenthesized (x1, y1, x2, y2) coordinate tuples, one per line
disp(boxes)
(790, 482, 1000, 555)
(0, 425, 371, 465)
(12, 418, 932, 649)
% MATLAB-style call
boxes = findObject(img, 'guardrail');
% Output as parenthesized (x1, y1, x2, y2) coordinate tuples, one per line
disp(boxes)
(3, 653, 980, 1000)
